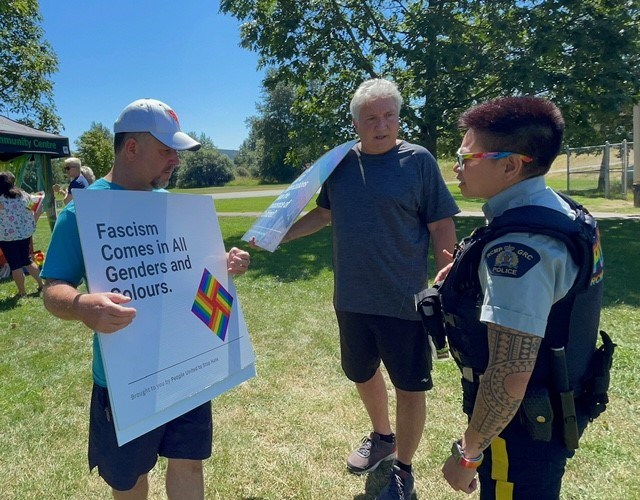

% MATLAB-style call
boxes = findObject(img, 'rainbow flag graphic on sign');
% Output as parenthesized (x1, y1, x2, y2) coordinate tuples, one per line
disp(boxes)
(191, 269, 233, 341)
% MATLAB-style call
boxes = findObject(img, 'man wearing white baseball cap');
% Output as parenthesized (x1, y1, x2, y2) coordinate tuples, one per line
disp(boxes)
(42, 98, 250, 499)
(114, 98, 202, 153)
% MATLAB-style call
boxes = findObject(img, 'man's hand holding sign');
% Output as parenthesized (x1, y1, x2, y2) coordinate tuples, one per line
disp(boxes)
(242, 139, 358, 252)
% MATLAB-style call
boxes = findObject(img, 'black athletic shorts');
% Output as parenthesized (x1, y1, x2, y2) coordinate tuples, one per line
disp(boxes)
(88, 383, 213, 491)
(0, 237, 32, 270)
(336, 310, 433, 392)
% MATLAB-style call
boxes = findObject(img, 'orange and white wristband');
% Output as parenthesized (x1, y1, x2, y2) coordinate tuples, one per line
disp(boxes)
(451, 440, 484, 469)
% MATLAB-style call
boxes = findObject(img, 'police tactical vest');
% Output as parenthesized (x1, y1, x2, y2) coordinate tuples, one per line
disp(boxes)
(439, 195, 604, 409)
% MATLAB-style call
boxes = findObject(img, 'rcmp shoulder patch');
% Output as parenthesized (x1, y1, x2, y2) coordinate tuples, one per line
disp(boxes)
(484, 242, 541, 278)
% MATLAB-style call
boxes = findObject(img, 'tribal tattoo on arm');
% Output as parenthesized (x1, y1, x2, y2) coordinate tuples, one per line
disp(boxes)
(468, 323, 542, 451)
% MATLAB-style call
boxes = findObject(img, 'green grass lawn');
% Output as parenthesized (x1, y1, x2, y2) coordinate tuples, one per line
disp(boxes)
(212, 192, 640, 216)
(172, 181, 290, 195)
(1, 203, 639, 498)
(167, 163, 640, 216)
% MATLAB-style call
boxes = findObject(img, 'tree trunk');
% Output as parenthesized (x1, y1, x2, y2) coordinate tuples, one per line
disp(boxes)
(417, 115, 438, 158)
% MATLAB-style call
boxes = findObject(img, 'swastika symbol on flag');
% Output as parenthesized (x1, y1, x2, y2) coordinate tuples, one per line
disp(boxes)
(191, 269, 233, 340)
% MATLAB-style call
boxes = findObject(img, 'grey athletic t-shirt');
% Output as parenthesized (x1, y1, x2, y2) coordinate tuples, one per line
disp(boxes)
(317, 141, 460, 320)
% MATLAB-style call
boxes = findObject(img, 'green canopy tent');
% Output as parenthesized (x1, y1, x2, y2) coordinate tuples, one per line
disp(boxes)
(0, 115, 70, 230)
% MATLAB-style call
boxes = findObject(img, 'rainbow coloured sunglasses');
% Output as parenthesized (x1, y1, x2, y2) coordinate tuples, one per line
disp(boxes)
(456, 149, 533, 170)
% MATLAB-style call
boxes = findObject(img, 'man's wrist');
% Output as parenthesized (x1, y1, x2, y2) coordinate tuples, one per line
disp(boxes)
(451, 440, 483, 469)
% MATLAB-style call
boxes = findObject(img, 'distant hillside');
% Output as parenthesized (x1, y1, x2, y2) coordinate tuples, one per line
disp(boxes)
(219, 149, 239, 161)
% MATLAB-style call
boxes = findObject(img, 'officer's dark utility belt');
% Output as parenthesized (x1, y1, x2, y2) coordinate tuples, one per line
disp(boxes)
(459, 330, 616, 451)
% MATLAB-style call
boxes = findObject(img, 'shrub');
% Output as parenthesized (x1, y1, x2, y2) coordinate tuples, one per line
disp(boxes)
(176, 149, 234, 188)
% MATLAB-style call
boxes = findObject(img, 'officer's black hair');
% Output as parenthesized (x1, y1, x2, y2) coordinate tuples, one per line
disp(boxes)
(458, 96, 565, 177)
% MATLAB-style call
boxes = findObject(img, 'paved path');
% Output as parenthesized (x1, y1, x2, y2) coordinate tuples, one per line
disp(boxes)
(212, 189, 640, 220)
(211, 189, 286, 199)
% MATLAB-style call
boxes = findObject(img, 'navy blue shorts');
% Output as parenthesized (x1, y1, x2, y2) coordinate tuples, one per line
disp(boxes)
(336, 310, 433, 392)
(88, 384, 213, 491)
(0, 237, 32, 270)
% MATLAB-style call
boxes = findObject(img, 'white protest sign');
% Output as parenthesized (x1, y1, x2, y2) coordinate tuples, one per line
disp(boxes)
(242, 139, 358, 251)
(73, 189, 256, 445)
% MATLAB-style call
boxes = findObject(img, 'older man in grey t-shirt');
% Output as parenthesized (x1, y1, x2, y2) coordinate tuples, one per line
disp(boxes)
(281, 79, 459, 500)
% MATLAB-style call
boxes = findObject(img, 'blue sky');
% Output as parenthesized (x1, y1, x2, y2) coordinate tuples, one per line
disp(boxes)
(39, 0, 265, 151)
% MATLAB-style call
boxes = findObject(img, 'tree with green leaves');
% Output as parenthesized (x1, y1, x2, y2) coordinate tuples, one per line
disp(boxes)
(221, 0, 640, 158)
(250, 77, 300, 182)
(0, 0, 61, 132)
(186, 131, 218, 151)
(74, 122, 114, 179)
(234, 124, 263, 177)
(238, 75, 324, 182)
(176, 149, 234, 188)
